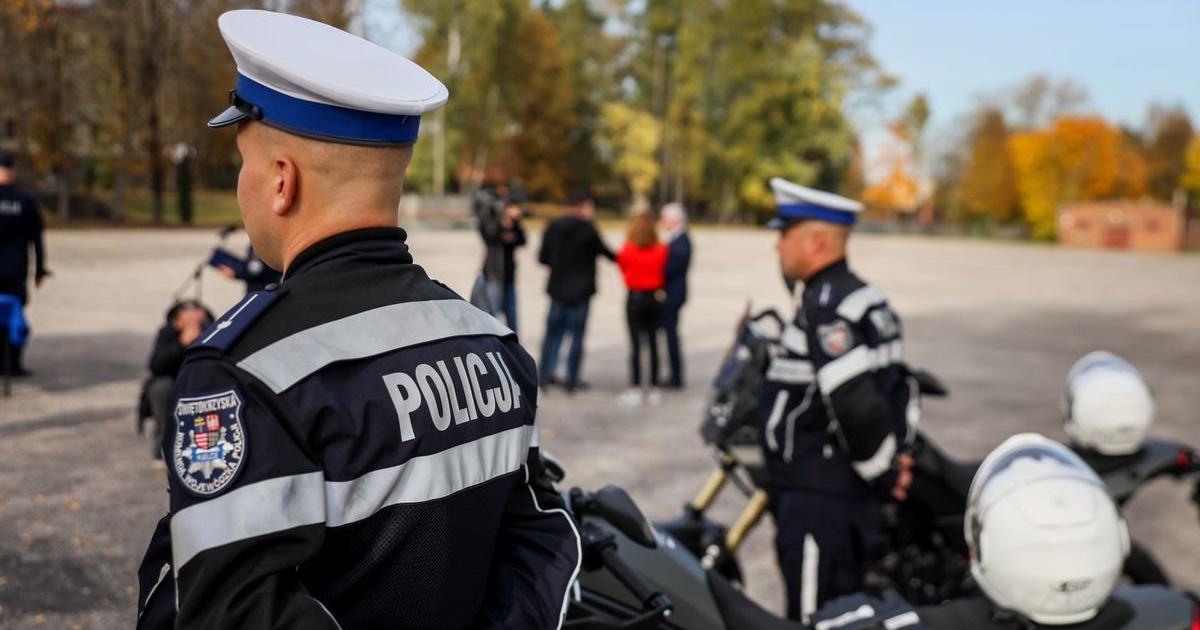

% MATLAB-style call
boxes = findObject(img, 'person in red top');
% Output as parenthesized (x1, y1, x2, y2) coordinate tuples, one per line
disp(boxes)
(616, 212, 668, 406)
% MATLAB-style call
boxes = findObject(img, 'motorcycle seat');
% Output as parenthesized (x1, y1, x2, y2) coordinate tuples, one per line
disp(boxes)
(706, 570, 808, 630)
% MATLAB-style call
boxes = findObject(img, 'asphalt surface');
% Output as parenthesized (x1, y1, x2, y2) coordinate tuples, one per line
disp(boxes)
(1, 227, 1198, 628)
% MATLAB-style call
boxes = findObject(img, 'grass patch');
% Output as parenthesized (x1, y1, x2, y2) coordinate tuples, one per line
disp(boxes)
(121, 188, 242, 226)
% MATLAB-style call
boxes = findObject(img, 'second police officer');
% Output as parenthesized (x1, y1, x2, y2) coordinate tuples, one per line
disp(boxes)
(760, 177, 916, 622)
(136, 10, 580, 630)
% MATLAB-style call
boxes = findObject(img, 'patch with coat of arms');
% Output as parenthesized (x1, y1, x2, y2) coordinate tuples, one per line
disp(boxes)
(172, 389, 246, 496)
(817, 320, 855, 357)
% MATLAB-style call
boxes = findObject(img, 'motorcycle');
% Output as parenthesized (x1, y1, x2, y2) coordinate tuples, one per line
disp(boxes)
(655, 308, 1200, 605)
(554, 463, 1200, 629)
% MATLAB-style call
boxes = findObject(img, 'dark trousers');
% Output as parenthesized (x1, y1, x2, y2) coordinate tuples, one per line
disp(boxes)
(625, 291, 661, 387)
(147, 376, 175, 458)
(539, 299, 590, 388)
(0, 276, 28, 372)
(772, 490, 881, 622)
(659, 300, 684, 386)
(485, 280, 519, 335)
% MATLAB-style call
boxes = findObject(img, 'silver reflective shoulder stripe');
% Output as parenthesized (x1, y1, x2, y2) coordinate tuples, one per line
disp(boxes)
(171, 470, 326, 574)
(324, 424, 531, 527)
(816, 345, 873, 392)
(237, 299, 513, 393)
(766, 357, 814, 384)
(172, 425, 533, 572)
(783, 387, 815, 463)
(781, 325, 808, 355)
(852, 433, 896, 482)
(836, 285, 886, 323)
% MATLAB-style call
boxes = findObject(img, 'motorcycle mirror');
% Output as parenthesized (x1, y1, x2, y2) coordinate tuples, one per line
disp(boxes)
(593, 485, 658, 549)
(910, 368, 949, 397)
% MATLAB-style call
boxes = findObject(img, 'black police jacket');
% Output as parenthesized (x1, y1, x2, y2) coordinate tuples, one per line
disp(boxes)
(136, 228, 580, 630)
(0, 183, 46, 282)
(758, 259, 914, 497)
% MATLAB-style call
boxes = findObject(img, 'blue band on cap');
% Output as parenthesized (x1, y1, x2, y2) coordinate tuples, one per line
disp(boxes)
(776, 202, 857, 225)
(236, 74, 420, 145)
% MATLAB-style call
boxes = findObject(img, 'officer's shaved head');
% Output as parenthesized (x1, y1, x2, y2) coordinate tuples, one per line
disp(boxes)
(234, 121, 414, 271)
(776, 219, 851, 282)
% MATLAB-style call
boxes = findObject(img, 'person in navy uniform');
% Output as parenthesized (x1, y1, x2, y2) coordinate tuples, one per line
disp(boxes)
(758, 177, 915, 622)
(0, 151, 49, 376)
(657, 202, 691, 389)
(136, 11, 580, 630)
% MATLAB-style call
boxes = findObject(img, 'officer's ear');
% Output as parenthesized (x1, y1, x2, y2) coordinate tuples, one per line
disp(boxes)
(271, 155, 299, 217)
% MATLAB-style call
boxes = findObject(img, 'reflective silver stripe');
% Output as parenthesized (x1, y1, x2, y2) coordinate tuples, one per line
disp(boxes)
(876, 339, 904, 367)
(816, 345, 873, 392)
(852, 433, 896, 482)
(784, 387, 815, 463)
(767, 357, 814, 384)
(325, 424, 531, 527)
(172, 471, 326, 573)
(884, 611, 921, 629)
(815, 604, 877, 630)
(801, 533, 820, 623)
(836, 286, 886, 323)
(523, 466, 582, 630)
(237, 299, 513, 393)
(781, 325, 808, 355)
(764, 390, 789, 452)
(172, 425, 533, 571)
(139, 562, 171, 619)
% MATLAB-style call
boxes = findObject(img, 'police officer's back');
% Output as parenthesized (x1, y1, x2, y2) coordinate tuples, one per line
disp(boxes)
(758, 178, 914, 622)
(136, 11, 579, 629)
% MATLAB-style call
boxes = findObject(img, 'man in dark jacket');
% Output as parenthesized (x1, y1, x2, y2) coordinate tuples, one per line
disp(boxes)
(658, 202, 691, 389)
(144, 301, 213, 458)
(537, 192, 614, 392)
(478, 195, 526, 333)
(0, 151, 49, 376)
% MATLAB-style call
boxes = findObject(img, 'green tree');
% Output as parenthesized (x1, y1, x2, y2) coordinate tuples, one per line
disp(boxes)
(1143, 104, 1193, 201)
(960, 108, 1018, 222)
(597, 102, 661, 211)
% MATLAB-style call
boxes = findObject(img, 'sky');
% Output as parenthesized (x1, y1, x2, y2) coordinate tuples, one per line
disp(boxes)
(362, 0, 1200, 167)
(846, 0, 1200, 151)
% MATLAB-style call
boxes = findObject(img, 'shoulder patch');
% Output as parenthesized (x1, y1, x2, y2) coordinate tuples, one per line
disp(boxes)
(190, 288, 284, 353)
(172, 389, 247, 496)
(817, 320, 855, 357)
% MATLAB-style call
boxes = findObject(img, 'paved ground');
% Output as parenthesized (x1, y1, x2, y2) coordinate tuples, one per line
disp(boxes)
(1, 227, 1198, 628)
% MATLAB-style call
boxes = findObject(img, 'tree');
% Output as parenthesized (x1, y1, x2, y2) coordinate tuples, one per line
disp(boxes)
(1181, 136, 1200, 209)
(597, 102, 661, 211)
(960, 108, 1018, 222)
(1143, 104, 1193, 201)
(1008, 115, 1122, 239)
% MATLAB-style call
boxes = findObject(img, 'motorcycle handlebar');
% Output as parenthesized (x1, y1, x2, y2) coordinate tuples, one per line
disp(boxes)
(598, 544, 672, 616)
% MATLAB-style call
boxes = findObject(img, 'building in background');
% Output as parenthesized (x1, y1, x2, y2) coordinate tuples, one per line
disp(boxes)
(1057, 201, 1188, 252)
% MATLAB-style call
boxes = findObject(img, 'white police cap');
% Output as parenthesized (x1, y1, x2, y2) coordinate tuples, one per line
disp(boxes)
(208, 9, 448, 146)
(768, 177, 863, 229)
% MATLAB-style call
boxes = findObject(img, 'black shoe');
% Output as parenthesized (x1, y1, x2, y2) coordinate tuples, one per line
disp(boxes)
(9, 367, 33, 378)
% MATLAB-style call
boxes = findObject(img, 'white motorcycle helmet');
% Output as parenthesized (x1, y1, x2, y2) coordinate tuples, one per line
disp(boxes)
(1064, 351, 1155, 455)
(965, 433, 1129, 625)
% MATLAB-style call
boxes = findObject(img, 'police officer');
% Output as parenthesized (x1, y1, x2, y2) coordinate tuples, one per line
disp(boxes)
(759, 177, 914, 622)
(0, 151, 49, 376)
(136, 11, 580, 629)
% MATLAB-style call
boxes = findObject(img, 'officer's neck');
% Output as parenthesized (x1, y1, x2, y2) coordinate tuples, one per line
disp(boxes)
(802, 256, 848, 283)
(281, 213, 400, 273)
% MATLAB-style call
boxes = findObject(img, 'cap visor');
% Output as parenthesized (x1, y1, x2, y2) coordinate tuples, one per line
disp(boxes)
(766, 217, 792, 230)
(207, 106, 249, 128)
